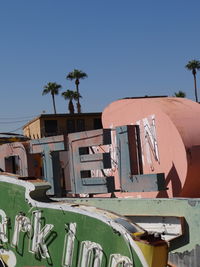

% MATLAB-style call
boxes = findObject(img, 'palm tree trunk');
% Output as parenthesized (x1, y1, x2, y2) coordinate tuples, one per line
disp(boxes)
(52, 94, 57, 114)
(69, 100, 74, 114)
(193, 73, 199, 103)
(77, 102, 81, 113)
(75, 79, 81, 113)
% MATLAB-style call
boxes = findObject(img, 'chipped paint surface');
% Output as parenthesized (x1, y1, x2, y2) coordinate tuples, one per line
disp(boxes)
(67, 197, 200, 266)
(102, 97, 200, 197)
(0, 174, 168, 267)
(168, 245, 200, 267)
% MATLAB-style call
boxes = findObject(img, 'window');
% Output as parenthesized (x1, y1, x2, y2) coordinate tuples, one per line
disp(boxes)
(93, 118, 102, 129)
(5, 156, 20, 175)
(67, 119, 75, 133)
(44, 120, 58, 136)
(77, 119, 85, 132)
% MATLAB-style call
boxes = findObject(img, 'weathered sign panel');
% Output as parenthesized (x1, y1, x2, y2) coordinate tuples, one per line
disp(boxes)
(0, 174, 168, 266)
(70, 197, 200, 267)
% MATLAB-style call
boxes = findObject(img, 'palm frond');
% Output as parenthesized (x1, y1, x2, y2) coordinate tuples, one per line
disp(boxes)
(66, 69, 88, 80)
(42, 82, 62, 95)
(62, 89, 75, 100)
(174, 90, 186, 98)
(185, 60, 200, 70)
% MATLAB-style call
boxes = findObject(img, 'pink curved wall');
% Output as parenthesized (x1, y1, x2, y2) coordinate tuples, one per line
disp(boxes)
(102, 97, 200, 198)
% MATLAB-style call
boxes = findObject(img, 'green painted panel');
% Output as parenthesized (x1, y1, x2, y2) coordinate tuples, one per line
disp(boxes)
(69, 197, 200, 254)
(0, 175, 154, 267)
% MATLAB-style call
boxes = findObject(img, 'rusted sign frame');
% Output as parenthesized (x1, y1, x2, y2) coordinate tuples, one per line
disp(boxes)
(68, 129, 115, 194)
(30, 135, 66, 195)
(116, 125, 166, 192)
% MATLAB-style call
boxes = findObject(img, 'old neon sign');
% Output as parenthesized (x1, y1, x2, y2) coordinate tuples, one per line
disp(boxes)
(0, 209, 134, 266)
(0, 175, 153, 267)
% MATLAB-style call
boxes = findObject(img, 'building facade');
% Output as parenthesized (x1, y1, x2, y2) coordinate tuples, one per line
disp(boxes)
(23, 113, 102, 139)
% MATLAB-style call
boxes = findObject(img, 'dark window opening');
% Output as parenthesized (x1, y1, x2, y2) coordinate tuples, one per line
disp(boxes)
(93, 118, 102, 129)
(67, 119, 75, 133)
(80, 170, 91, 178)
(44, 120, 58, 136)
(5, 156, 20, 175)
(79, 147, 89, 155)
(77, 119, 85, 132)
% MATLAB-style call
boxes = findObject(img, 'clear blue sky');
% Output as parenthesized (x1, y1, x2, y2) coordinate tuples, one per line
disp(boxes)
(1, 0, 200, 134)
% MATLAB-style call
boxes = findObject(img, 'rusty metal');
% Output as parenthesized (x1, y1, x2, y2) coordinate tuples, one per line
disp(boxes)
(29, 135, 67, 195)
(68, 129, 115, 194)
(116, 125, 166, 192)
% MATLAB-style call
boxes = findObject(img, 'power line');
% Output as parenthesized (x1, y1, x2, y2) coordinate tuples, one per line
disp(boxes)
(1, 124, 26, 134)
(0, 119, 32, 124)
(6, 126, 24, 133)
(0, 115, 38, 120)
(0, 119, 34, 134)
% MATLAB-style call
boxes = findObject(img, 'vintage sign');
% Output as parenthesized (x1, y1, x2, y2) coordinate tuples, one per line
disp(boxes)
(0, 174, 168, 266)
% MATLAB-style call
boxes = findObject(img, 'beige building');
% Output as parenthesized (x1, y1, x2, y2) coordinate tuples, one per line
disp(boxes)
(23, 113, 102, 139)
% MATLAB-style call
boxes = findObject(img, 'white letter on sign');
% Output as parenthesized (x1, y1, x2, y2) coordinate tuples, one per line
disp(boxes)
(108, 254, 133, 267)
(143, 115, 160, 165)
(12, 213, 31, 247)
(0, 209, 8, 243)
(78, 241, 103, 267)
(30, 210, 54, 258)
(62, 223, 77, 267)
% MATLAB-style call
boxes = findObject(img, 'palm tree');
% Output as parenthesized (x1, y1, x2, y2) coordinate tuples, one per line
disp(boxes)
(62, 90, 82, 114)
(66, 69, 87, 113)
(62, 90, 75, 114)
(42, 82, 62, 114)
(73, 91, 82, 113)
(173, 90, 186, 98)
(185, 60, 200, 102)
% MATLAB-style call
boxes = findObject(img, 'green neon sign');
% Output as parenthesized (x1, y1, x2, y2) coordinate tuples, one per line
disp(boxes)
(0, 175, 167, 266)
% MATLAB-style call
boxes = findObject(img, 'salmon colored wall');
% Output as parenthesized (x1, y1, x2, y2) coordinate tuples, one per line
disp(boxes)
(102, 97, 200, 198)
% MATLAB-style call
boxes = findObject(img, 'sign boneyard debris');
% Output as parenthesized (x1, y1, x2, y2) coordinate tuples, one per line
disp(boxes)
(0, 174, 168, 267)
